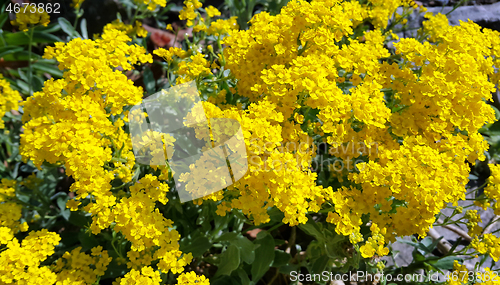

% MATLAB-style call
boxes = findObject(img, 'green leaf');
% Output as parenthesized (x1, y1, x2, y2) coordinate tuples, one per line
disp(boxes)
(215, 232, 238, 242)
(59, 231, 80, 248)
(236, 269, 251, 285)
(298, 220, 325, 242)
(0, 13, 8, 29)
(143, 66, 155, 95)
(32, 75, 44, 92)
(56, 195, 69, 211)
(18, 68, 28, 82)
(412, 250, 426, 262)
(58, 17, 80, 38)
(9, 161, 20, 178)
(310, 255, 330, 274)
(279, 264, 299, 275)
(417, 237, 440, 255)
(180, 235, 212, 258)
(251, 233, 275, 282)
(78, 231, 100, 251)
(231, 236, 255, 264)
(32, 62, 63, 78)
(4, 31, 62, 45)
(101, 259, 128, 279)
(60, 209, 71, 221)
(197, 204, 210, 225)
(212, 276, 241, 285)
(214, 211, 231, 230)
(256, 230, 267, 240)
(68, 211, 92, 227)
(1, 50, 33, 62)
(399, 236, 439, 256)
(307, 240, 323, 259)
(273, 249, 291, 268)
(427, 256, 461, 270)
(80, 18, 88, 39)
(216, 244, 241, 277)
(0, 46, 24, 58)
(35, 23, 61, 34)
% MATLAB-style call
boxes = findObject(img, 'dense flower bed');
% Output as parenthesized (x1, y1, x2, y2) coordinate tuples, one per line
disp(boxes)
(1, 0, 500, 284)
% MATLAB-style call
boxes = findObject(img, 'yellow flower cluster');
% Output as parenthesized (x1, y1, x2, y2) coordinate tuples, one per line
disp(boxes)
(465, 209, 483, 237)
(205, 6, 221, 18)
(10, 8, 50, 31)
(154, 47, 188, 62)
(0, 179, 28, 237)
(358, 224, 389, 258)
(177, 271, 210, 285)
(472, 234, 500, 262)
(21, 28, 151, 218)
(131, 130, 176, 168)
(175, 53, 213, 84)
(103, 19, 149, 38)
(10, 0, 500, 280)
(0, 229, 115, 284)
(473, 267, 500, 285)
(207, 17, 238, 37)
(446, 264, 500, 285)
(112, 174, 178, 251)
(367, 0, 404, 29)
(52, 246, 112, 284)
(182, 99, 327, 226)
(0, 75, 22, 129)
(485, 164, 500, 215)
(220, 0, 500, 258)
(0, 229, 60, 284)
(134, 0, 167, 11)
(118, 266, 161, 284)
(179, 0, 203, 26)
(19, 27, 199, 281)
(446, 260, 469, 285)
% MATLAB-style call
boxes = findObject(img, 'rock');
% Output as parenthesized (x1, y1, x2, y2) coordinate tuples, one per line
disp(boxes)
(436, 2, 500, 30)
(393, 2, 500, 40)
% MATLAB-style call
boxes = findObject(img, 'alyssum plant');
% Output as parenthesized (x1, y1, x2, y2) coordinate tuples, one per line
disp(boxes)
(1, 0, 500, 284)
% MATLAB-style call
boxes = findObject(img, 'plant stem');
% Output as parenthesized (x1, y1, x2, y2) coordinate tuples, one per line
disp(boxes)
(130, 5, 140, 25)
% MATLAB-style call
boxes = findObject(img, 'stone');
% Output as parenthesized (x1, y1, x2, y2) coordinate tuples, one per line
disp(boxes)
(393, 1, 500, 40)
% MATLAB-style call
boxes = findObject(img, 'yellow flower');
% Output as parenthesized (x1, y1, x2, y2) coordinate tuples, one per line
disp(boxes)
(0, 229, 60, 284)
(177, 271, 210, 285)
(179, 0, 203, 27)
(0, 75, 22, 129)
(206, 5, 221, 18)
(10, 8, 50, 31)
(134, 0, 167, 11)
(72, 0, 85, 9)
(207, 16, 238, 36)
(66, 199, 81, 211)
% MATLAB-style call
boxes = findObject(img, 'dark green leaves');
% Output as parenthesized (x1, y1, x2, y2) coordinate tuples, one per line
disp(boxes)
(143, 66, 156, 95)
(216, 244, 241, 276)
(231, 236, 255, 264)
(251, 232, 275, 282)
(180, 235, 212, 258)
(58, 18, 81, 39)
